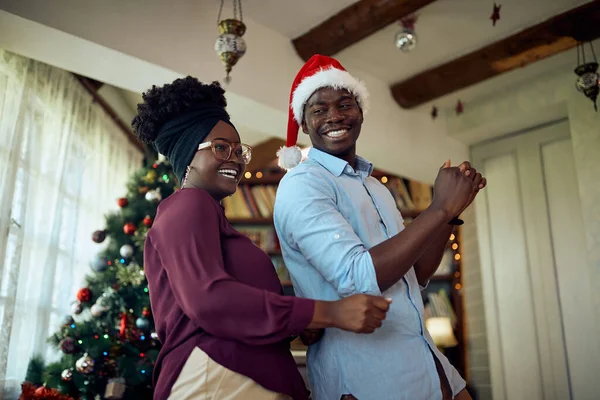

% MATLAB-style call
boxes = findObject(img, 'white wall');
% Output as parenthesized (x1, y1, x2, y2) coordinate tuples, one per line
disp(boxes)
(447, 51, 600, 399)
(97, 85, 138, 127)
(0, 1, 467, 183)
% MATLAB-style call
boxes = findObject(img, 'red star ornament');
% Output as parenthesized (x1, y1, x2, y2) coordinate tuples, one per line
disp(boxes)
(455, 100, 464, 115)
(490, 3, 501, 26)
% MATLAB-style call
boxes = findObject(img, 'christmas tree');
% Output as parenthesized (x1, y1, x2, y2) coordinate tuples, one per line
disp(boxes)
(22, 159, 177, 400)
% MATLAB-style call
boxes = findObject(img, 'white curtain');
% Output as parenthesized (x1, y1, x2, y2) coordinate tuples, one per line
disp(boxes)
(0, 49, 144, 397)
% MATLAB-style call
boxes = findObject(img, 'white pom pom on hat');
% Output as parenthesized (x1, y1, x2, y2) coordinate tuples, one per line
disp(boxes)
(277, 54, 369, 170)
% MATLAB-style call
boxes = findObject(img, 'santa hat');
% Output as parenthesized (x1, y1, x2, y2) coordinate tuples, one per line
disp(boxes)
(277, 54, 369, 170)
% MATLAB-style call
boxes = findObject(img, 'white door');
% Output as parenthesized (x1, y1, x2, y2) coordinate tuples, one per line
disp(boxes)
(471, 120, 598, 400)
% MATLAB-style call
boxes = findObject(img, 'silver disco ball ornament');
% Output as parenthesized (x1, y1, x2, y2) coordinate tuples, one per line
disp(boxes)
(395, 28, 417, 53)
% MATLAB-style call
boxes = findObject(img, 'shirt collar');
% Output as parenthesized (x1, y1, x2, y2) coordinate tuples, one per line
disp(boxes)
(308, 147, 374, 177)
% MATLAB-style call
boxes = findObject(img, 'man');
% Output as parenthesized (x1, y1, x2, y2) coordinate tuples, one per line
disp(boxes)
(274, 55, 486, 400)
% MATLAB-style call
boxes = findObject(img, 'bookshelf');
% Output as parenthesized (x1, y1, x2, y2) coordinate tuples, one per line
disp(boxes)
(226, 140, 466, 380)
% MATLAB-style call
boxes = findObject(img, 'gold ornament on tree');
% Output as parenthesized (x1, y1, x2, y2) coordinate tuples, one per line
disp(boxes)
(214, 0, 246, 84)
(142, 170, 157, 184)
(115, 262, 145, 287)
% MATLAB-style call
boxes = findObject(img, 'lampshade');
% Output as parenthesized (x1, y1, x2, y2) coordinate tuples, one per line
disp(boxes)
(426, 317, 458, 348)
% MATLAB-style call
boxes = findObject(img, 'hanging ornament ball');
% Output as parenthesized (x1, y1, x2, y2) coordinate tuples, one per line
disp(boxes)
(138, 186, 149, 195)
(61, 368, 73, 382)
(135, 316, 151, 331)
(123, 222, 136, 236)
(76, 353, 95, 374)
(143, 215, 153, 227)
(71, 301, 83, 315)
(92, 255, 110, 272)
(150, 332, 159, 340)
(90, 303, 107, 318)
(117, 197, 128, 208)
(395, 28, 417, 52)
(59, 337, 77, 354)
(77, 288, 92, 303)
(92, 230, 107, 243)
(145, 189, 162, 202)
(142, 307, 151, 318)
(119, 244, 134, 258)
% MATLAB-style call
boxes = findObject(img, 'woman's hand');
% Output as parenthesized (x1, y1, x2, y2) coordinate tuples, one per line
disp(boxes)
(299, 328, 324, 346)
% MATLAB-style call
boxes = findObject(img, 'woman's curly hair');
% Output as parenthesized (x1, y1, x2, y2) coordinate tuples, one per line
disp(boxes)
(131, 76, 228, 144)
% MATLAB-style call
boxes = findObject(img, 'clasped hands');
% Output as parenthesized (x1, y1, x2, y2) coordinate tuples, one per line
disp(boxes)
(432, 160, 487, 222)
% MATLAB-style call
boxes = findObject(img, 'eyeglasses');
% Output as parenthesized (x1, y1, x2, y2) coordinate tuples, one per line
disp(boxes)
(197, 138, 252, 165)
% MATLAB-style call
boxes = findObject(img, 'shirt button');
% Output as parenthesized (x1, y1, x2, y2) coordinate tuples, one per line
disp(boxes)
(334, 233, 340, 239)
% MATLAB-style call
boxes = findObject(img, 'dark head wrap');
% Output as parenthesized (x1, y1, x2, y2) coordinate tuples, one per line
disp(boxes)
(153, 105, 236, 183)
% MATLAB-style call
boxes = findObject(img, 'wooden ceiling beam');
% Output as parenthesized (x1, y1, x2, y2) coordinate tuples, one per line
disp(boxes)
(292, 0, 438, 62)
(391, 0, 600, 109)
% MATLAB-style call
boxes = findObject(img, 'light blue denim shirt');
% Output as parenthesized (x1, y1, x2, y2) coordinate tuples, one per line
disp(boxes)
(274, 148, 466, 400)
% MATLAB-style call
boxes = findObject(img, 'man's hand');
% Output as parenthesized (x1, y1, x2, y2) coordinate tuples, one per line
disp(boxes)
(299, 328, 324, 346)
(431, 161, 477, 220)
(456, 161, 487, 211)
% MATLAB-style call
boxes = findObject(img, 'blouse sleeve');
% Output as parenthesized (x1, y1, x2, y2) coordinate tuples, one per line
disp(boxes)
(149, 189, 314, 345)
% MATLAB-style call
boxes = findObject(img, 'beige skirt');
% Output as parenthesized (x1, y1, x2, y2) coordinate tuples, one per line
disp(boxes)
(168, 347, 292, 400)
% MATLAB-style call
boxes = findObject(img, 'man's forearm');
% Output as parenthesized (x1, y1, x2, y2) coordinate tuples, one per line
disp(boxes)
(413, 224, 454, 286)
(369, 207, 450, 292)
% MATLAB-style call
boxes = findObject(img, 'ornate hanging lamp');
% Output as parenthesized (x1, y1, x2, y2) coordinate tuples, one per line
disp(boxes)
(214, 0, 247, 84)
(574, 41, 599, 111)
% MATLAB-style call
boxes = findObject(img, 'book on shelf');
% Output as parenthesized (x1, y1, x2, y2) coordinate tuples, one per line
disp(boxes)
(223, 184, 277, 219)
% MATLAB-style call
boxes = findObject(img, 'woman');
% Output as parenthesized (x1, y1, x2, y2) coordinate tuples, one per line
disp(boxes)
(131, 77, 391, 400)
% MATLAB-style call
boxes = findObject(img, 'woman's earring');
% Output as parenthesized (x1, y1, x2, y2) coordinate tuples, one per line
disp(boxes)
(182, 166, 191, 187)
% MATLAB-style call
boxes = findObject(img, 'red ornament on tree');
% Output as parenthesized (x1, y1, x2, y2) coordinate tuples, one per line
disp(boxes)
(119, 312, 127, 340)
(142, 307, 151, 317)
(117, 197, 128, 208)
(76, 288, 92, 303)
(143, 216, 153, 227)
(123, 222, 136, 235)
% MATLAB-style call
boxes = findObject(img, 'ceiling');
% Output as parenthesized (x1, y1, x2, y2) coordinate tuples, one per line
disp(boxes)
(247, 0, 591, 85)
